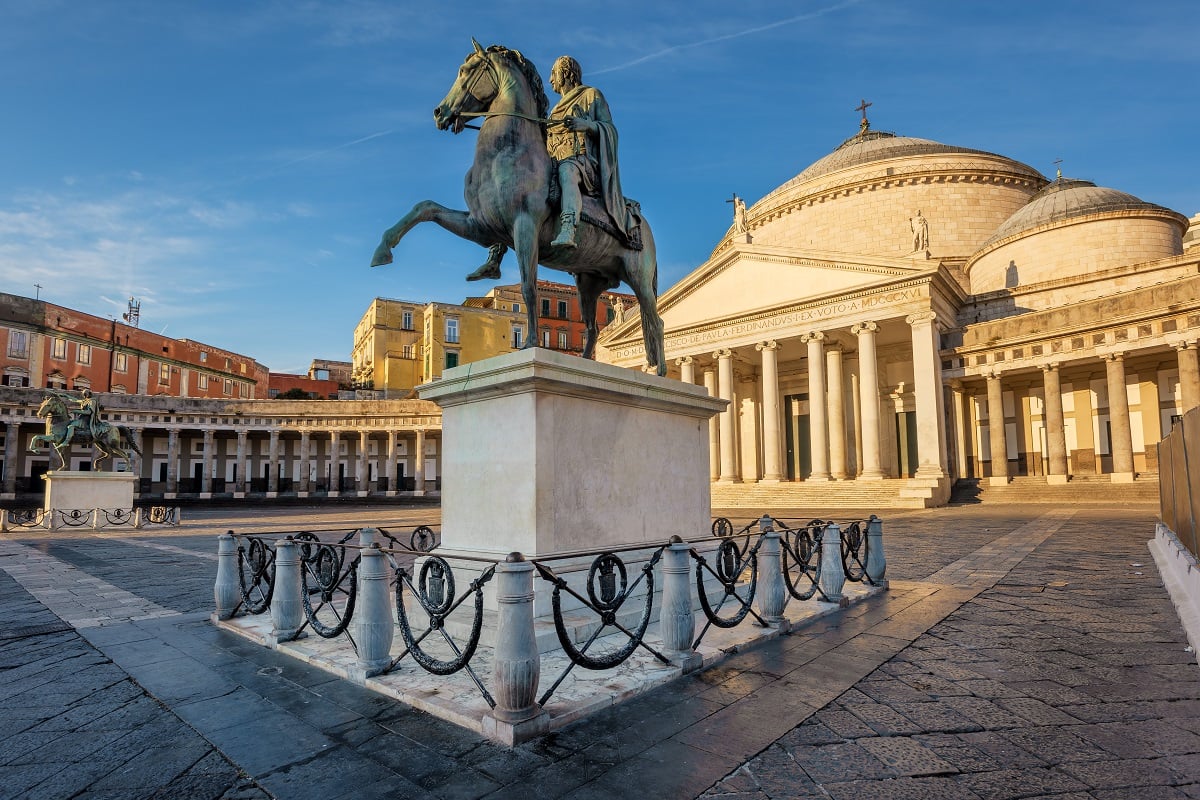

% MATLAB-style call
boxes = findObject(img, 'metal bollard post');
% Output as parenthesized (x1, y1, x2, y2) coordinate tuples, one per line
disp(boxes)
(271, 538, 305, 642)
(352, 542, 394, 679)
(660, 536, 702, 671)
(483, 552, 548, 745)
(756, 515, 789, 629)
(214, 532, 240, 620)
(865, 515, 887, 586)
(819, 523, 847, 606)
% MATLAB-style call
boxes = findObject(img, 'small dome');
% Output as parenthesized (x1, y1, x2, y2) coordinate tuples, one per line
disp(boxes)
(983, 178, 1174, 247)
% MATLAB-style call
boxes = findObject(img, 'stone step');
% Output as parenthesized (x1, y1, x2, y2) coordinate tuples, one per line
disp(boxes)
(950, 477, 1160, 505)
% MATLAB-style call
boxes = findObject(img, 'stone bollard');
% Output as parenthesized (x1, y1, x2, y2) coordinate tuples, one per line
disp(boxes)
(214, 532, 240, 620)
(660, 536, 702, 671)
(819, 523, 848, 606)
(352, 542, 395, 680)
(483, 552, 548, 745)
(133, 508, 143, 529)
(756, 515, 790, 630)
(865, 515, 887, 587)
(271, 538, 305, 643)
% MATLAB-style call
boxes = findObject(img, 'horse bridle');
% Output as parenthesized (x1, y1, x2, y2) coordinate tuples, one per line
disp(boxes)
(453, 52, 561, 128)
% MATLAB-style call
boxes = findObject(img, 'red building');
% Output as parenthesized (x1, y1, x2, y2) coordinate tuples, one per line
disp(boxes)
(464, 280, 636, 354)
(0, 293, 269, 398)
(268, 372, 341, 399)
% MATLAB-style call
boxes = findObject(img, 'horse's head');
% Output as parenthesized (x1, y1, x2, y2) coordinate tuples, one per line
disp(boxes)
(434, 39, 498, 134)
(433, 39, 548, 135)
(36, 394, 64, 420)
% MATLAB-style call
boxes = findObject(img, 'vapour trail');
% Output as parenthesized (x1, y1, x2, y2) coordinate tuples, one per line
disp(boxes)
(276, 129, 397, 169)
(591, 0, 864, 75)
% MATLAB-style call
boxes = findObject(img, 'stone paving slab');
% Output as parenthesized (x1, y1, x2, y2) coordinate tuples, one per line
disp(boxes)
(2, 504, 1199, 799)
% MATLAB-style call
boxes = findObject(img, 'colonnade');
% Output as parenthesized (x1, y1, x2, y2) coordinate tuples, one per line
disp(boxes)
(949, 340, 1199, 483)
(676, 313, 948, 486)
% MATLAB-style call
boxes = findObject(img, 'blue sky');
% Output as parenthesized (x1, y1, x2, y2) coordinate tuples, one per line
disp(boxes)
(1, 1, 1196, 374)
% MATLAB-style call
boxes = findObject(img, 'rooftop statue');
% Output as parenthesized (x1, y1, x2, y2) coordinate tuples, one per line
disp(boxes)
(29, 389, 142, 471)
(370, 40, 666, 375)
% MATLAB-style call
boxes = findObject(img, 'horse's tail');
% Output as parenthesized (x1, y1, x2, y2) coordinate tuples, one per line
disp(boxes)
(119, 426, 143, 456)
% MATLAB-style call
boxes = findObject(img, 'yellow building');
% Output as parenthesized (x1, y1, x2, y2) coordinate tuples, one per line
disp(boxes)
(351, 298, 525, 397)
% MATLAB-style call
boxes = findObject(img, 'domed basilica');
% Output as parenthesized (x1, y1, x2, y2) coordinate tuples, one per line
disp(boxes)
(598, 117, 1199, 507)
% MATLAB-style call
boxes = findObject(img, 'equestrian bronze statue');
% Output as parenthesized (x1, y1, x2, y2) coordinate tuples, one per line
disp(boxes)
(370, 41, 666, 375)
(29, 389, 142, 471)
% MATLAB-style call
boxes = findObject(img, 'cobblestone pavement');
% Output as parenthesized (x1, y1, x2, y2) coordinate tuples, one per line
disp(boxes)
(0, 503, 1196, 799)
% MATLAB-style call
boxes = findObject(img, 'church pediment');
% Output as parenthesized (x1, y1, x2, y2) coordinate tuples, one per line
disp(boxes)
(657, 245, 930, 331)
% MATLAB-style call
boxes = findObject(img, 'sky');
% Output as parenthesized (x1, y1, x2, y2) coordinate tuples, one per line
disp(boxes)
(1, 1, 1197, 374)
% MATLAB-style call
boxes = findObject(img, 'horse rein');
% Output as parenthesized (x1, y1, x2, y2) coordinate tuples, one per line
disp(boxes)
(454, 53, 563, 130)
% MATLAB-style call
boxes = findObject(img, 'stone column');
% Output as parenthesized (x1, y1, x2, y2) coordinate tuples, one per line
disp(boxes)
(129, 428, 143, 491)
(714, 349, 738, 483)
(358, 430, 369, 495)
(852, 322, 883, 479)
(201, 429, 214, 496)
(386, 431, 398, 495)
(949, 381, 968, 481)
(166, 428, 180, 496)
(484, 553, 548, 744)
(1176, 341, 1200, 414)
(756, 341, 783, 483)
(235, 430, 248, 495)
(1041, 363, 1070, 484)
(986, 371, 1008, 485)
(703, 366, 719, 481)
(298, 431, 311, 495)
(676, 356, 695, 385)
(1105, 353, 1135, 483)
(801, 333, 829, 481)
(267, 430, 280, 495)
(328, 430, 341, 494)
(906, 312, 947, 480)
(850, 371, 863, 476)
(4, 421, 20, 496)
(826, 344, 847, 480)
(414, 429, 426, 494)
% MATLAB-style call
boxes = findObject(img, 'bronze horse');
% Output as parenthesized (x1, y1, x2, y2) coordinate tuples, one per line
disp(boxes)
(371, 41, 666, 375)
(28, 394, 142, 471)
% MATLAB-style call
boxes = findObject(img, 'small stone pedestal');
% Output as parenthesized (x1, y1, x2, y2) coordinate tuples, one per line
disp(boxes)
(43, 471, 137, 529)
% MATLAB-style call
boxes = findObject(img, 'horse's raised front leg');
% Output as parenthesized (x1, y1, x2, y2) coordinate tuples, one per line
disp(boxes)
(371, 200, 490, 268)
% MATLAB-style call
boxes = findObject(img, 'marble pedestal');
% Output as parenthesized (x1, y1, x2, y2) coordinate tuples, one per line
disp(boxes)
(43, 471, 137, 528)
(417, 349, 726, 641)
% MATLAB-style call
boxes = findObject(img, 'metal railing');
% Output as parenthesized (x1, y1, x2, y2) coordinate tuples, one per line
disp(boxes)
(1159, 406, 1200, 559)
(0, 506, 180, 531)
(214, 515, 885, 741)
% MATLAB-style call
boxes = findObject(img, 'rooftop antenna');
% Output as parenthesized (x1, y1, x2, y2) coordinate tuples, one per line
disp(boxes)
(1053, 158, 1063, 180)
(122, 296, 141, 328)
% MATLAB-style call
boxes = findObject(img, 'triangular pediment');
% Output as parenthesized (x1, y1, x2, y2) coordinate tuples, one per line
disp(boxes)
(658, 245, 929, 330)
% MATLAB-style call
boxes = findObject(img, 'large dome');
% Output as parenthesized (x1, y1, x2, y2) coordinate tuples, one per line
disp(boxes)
(781, 129, 1034, 190)
(737, 126, 1046, 261)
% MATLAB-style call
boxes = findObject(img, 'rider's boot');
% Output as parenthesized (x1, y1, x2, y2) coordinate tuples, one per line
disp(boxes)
(551, 212, 577, 248)
(466, 244, 505, 281)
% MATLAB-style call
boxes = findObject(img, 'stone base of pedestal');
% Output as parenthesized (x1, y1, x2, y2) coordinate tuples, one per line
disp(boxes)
(1110, 472, 1135, 484)
(1046, 474, 1069, 485)
(43, 472, 136, 529)
(989, 476, 1011, 487)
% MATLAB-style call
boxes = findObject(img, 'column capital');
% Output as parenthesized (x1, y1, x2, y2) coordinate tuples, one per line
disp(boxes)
(1173, 339, 1198, 352)
(1040, 361, 1061, 373)
(948, 378, 964, 390)
(712, 348, 733, 360)
(905, 311, 937, 326)
(269, 429, 280, 440)
(202, 428, 215, 440)
(755, 340, 779, 352)
(674, 355, 694, 366)
(851, 321, 879, 336)
(985, 368, 1002, 381)
(800, 331, 825, 344)
(1103, 352, 1125, 363)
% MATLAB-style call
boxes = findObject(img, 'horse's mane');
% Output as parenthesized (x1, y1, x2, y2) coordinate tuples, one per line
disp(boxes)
(486, 45, 549, 123)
